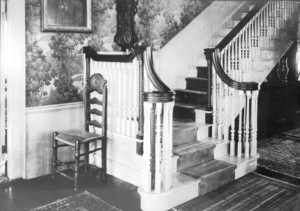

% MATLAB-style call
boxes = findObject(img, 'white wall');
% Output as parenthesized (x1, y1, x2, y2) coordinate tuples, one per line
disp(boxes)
(154, 1, 246, 89)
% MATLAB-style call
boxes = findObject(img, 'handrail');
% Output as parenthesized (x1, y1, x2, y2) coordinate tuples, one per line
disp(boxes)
(212, 48, 259, 91)
(216, 0, 267, 51)
(276, 38, 297, 66)
(83, 46, 136, 62)
(144, 47, 171, 92)
(209, 0, 268, 91)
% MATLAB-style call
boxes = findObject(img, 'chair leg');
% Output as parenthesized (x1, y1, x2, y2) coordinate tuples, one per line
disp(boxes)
(74, 140, 81, 191)
(102, 138, 107, 180)
(84, 143, 89, 173)
(52, 132, 58, 178)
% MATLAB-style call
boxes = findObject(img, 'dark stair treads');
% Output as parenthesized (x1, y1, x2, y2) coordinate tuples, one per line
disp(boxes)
(197, 66, 208, 78)
(181, 160, 236, 196)
(186, 77, 208, 92)
(175, 89, 207, 106)
(173, 141, 215, 171)
(173, 120, 198, 146)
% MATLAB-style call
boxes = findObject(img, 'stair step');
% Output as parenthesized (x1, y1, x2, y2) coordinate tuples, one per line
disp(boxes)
(174, 102, 206, 121)
(181, 160, 236, 196)
(173, 120, 199, 146)
(174, 104, 196, 121)
(175, 89, 207, 106)
(174, 141, 215, 171)
(196, 66, 208, 78)
(186, 77, 208, 92)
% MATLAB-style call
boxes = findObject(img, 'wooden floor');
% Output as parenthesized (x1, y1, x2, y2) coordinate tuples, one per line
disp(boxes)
(174, 173, 300, 211)
(1, 172, 300, 211)
(0, 173, 141, 211)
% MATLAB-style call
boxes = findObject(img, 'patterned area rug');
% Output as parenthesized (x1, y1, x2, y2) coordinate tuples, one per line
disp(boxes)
(30, 191, 122, 211)
(258, 135, 300, 179)
(174, 173, 300, 211)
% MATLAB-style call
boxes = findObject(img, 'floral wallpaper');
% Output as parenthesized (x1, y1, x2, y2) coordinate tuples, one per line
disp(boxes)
(25, 0, 212, 107)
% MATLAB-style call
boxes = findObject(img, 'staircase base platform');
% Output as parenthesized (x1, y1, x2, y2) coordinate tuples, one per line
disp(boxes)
(217, 154, 259, 179)
(138, 173, 200, 211)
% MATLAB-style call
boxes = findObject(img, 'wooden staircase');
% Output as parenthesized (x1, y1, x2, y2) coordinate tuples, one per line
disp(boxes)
(139, 1, 299, 211)
(173, 120, 236, 196)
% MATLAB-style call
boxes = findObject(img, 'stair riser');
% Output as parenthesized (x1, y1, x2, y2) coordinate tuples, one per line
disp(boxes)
(177, 147, 215, 171)
(174, 106, 195, 120)
(195, 110, 213, 124)
(186, 78, 208, 92)
(197, 126, 210, 140)
(197, 67, 208, 78)
(198, 167, 235, 195)
(175, 91, 207, 106)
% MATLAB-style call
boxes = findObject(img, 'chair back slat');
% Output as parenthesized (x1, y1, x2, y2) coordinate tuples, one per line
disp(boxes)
(87, 108, 102, 116)
(84, 73, 107, 133)
(87, 120, 102, 128)
(89, 98, 103, 105)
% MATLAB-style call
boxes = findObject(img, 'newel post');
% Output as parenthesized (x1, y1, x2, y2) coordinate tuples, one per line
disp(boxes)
(141, 91, 175, 193)
(204, 48, 214, 112)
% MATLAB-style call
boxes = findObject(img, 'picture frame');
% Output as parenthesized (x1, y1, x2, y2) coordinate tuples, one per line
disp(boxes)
(41, 0, 92, 33)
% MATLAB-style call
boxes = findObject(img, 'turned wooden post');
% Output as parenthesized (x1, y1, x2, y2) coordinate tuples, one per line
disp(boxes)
(135, 46, 147, 140)
(204, 48, 214, 111)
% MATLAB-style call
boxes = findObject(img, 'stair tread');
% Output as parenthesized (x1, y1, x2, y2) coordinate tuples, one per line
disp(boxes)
(173, 120, 209, 132)
(175, 89, 207, 95)
(186, 77, 208, 81)
(175, 102, 205, 109)
(181, 160, 236, 179)
(173, 141, 215, 155)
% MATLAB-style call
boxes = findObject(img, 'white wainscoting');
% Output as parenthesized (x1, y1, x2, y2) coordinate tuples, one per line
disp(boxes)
(25, 103, 143, 186)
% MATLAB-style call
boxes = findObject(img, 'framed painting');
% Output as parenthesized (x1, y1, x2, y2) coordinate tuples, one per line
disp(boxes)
(41, 0, 92, 33)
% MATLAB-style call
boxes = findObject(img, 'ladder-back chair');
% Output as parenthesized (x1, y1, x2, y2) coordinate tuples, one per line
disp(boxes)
(52, 73, 107, 190)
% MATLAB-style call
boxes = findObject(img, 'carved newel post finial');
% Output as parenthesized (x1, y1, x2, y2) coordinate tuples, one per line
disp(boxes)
(114, 0, 138, 51)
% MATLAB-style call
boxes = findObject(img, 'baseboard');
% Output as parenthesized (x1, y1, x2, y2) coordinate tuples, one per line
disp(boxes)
(138, 173, 199, 211)
(93, 154, 142, 187)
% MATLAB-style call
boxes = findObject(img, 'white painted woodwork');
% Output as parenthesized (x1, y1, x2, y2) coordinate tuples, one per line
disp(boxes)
(153, 1, 249, 89)
(142, 101, 174, 194)
(0, 0, 7, 174)
(212, 1, 298, 159)
(90, 58, 139, 138)
(6, 0, 26, 180)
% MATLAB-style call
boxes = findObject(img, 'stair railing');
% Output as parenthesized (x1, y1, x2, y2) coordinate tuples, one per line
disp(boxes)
(84, 46, 175, 193)
(205, 1, 298, 158)
(83, 46, 142, 140)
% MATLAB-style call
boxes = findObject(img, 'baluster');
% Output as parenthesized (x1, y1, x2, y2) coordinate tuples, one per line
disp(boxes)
(223, 84, 229, 141)
(136, 46, 146, 139)
(204, 48, 214, 111)
(212, 65, 217, 138)
(132, 59, 139, 137)
(250, 90, 259, 157)
(237, 91, 243, 157)
(155, 103, 162, 193)
(162, 100, 174, 191)
(142, 102, 152, 192)
(244, 91, 251, 158)
(230, 88, 235, 156)
(126, 62, 132, 137)
(218, 78, 223, 140)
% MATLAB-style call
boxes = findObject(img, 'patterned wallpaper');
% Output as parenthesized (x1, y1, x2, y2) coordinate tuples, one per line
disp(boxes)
(25, 0, 212, 107)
